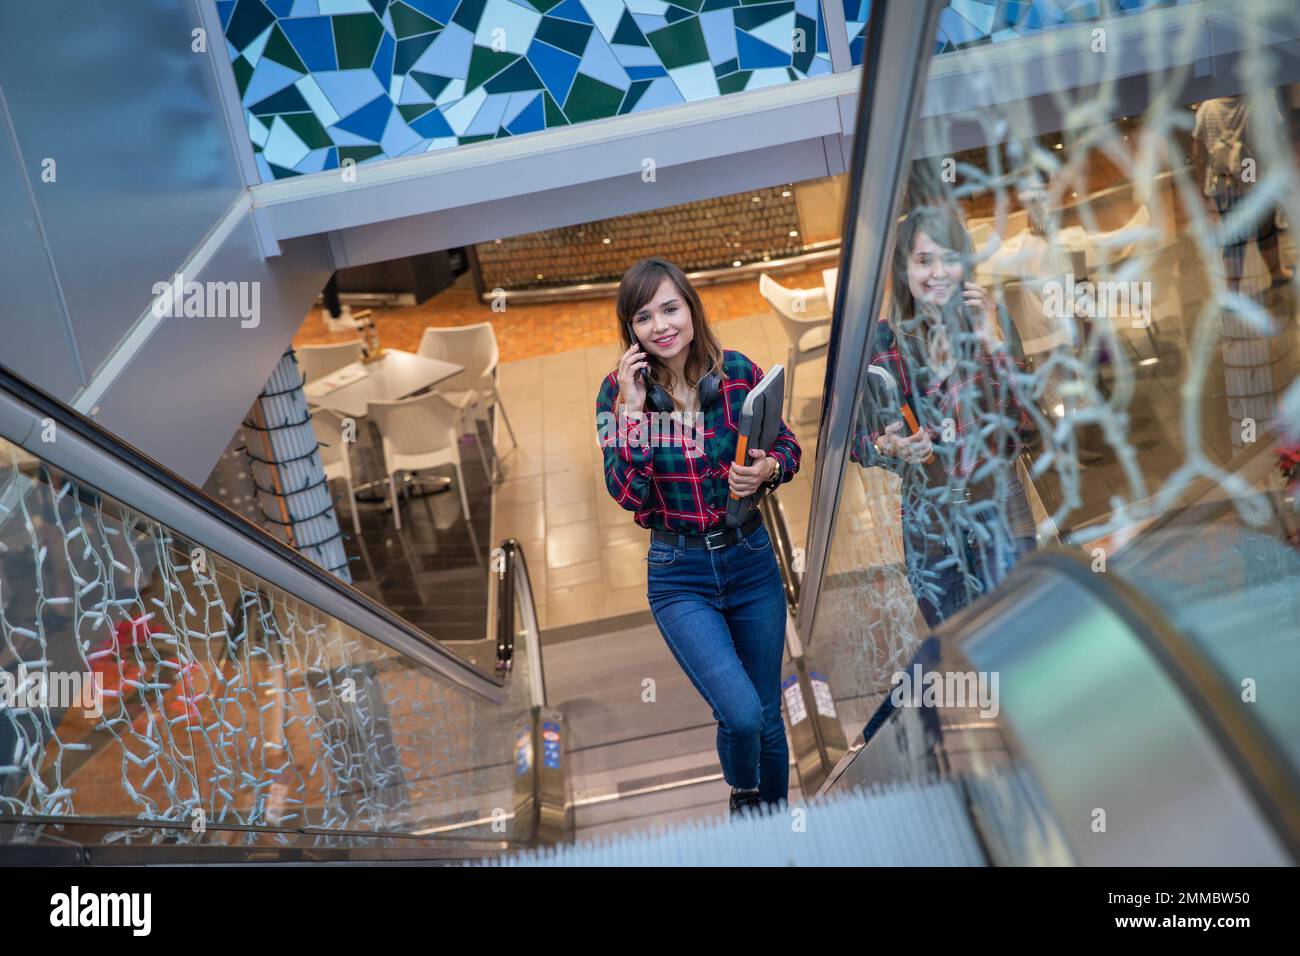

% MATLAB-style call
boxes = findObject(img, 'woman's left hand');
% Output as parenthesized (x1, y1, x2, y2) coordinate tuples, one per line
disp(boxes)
(729, 449, 777, 498)
(963, 281, 1000, 345)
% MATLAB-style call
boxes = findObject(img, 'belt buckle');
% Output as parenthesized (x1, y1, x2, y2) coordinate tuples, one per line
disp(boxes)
(704, 528, 729, 551)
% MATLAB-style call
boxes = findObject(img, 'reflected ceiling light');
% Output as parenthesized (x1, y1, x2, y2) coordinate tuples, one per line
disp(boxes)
(1139, 357, 1160, 366)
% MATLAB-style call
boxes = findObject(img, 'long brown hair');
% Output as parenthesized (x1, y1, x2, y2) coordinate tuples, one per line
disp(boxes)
(889, 204, 974, 326)
(615, 257, 724, 407)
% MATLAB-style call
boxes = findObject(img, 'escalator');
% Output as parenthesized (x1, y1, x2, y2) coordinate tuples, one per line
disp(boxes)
(815, 443, 1300, 866)
(0, 365, 569, 864)
(481, 443, 1300, 867)
(7, 341, 1296, 867)
(491, 0, 1300, 868)
(6, 0, 1300, 874)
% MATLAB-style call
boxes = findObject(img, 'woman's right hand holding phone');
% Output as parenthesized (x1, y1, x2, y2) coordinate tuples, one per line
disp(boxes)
(617, 341, 648, 412)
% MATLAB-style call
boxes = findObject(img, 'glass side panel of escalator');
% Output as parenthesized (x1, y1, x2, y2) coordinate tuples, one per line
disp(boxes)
(807, 0, 1300, 760)
(0, 434, 532, 852)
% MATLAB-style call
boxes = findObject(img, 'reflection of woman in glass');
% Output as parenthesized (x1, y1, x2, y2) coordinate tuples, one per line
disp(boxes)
(851, 205, 1037, 628)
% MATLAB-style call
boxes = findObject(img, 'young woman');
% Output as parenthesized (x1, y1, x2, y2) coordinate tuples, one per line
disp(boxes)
(851, 205, 1037, 628)
(594, 257, 802, 818)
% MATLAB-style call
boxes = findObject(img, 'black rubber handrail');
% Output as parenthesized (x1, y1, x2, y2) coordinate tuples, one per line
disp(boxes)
(1019, 548, 1300, 861)
(760, 493, 801, 609)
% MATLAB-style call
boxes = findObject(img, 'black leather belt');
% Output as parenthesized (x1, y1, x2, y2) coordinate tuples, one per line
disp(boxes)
(651, 511, 763, 551)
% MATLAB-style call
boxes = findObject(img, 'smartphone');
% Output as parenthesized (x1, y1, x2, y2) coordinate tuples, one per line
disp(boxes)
(627, 323, 651, 390)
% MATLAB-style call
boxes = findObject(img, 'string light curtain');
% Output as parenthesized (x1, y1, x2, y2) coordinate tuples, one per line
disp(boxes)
(243, 349, 352, 582)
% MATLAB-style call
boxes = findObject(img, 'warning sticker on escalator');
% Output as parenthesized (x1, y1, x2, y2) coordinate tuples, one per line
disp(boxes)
(810, 672, 837, 719)
(781, 674, 807, 724)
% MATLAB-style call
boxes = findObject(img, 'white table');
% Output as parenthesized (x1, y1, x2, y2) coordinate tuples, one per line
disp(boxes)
(304, 349, 466, 501)
(304, 349, 464, 419)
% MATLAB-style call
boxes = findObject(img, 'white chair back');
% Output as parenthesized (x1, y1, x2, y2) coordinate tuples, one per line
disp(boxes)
(966, 209, 1030, 243)
(311, 408, 346, 469)
(297, 341, 363, 383)
(367, 392, 460, 456)
(417, 323, 498, 394)
(1002, 278, 1075, 356)
(967, 221, 1004, 265)
(759, 273, 832, 342)
(1092, 204, 1155, 261)
(968, 222, 994, 249)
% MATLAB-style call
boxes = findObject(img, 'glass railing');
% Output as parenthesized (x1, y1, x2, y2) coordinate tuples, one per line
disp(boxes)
(0, 367, 547, 858)
(803, 0, 1300, 750)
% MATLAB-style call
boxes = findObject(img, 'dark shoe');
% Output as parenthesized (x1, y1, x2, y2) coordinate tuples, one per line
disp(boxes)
(728, 787, 762, 818)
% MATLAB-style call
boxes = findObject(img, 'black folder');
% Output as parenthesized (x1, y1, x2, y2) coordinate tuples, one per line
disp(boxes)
(725, 364, 786, 528)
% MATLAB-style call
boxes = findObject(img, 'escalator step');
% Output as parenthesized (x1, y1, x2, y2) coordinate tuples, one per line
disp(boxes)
(478, 778, 987, 867)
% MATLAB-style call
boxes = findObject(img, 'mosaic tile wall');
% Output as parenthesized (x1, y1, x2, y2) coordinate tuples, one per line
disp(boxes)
(220, 0, 1196, 181)
(219, 0, 832, 180)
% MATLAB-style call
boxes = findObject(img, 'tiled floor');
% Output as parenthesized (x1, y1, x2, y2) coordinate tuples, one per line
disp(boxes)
(489, 306, 824, 632)
(290, 253, 833, 635)
(332, 420, 496, 643)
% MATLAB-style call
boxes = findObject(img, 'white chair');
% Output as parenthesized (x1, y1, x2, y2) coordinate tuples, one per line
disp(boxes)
(296, 341, 363, 384)
(311, 408, 360, 536)
(967, 208, 1030, 243)
(967, 221, 1000, 257)
(759, 273, 832, 420)
(417, 323, 517, 480)
(1002, 277, 1076, 356)
(1090, 205, 1155, 261)
(366, 393, 471, 529)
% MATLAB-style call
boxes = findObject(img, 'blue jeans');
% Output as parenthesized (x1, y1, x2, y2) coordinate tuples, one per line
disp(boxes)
(646, 521, 790, 807)
(905, 529, 1036, 630)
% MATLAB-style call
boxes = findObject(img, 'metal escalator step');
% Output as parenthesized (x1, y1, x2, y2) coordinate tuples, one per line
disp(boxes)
(480, 778, 987, 866)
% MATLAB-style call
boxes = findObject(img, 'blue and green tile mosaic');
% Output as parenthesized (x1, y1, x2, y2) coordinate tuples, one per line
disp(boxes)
(221, 0, 833, 180)
(223, 0, 1192, 180)
(846, 0, 1195, 67)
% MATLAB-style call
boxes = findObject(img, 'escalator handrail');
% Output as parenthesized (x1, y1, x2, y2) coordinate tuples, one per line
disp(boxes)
(492, 538, 547, 709)
(1013, 549, 1300, 859)
(0, 363, 506, 702)
(760, 493, 800, 609)
(816, 544, 1300, 862)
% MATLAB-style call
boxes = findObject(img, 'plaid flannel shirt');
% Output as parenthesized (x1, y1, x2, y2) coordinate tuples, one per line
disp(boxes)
(849, 315, 1033, 477)
(595, 349, 801, 533)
